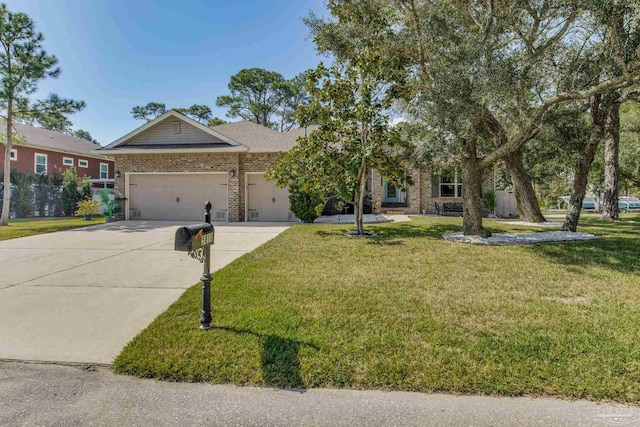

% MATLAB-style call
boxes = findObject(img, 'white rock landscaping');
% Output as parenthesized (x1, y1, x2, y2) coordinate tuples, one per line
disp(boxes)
(443, 231, 600, 245)
(501, 221, 563, 227)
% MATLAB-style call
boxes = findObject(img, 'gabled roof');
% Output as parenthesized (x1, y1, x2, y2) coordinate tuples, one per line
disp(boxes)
(210, 120, 301, 152)
(100, 110, 242, 152)
(280, 125, 320, 144)
(101, 110, 318, 155)
(0, 119, 109, 160)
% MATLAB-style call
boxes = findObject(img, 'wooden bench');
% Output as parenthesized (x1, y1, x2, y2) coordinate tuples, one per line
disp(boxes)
(435, 202, 463, 217)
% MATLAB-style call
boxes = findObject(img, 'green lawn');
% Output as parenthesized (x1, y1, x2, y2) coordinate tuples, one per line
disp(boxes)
(0, 216, 105, 241)
(114, 215, 640, 403)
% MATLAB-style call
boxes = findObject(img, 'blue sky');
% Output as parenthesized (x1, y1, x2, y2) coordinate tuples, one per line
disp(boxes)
(4, 0, 328, 145)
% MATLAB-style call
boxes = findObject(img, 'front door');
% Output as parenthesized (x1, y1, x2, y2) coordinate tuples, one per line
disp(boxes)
(383, 177, 400, 203)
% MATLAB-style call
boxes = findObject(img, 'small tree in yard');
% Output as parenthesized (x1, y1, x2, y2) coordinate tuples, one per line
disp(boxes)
(0, 3, 85, 226)
(268, 60, 413, 235)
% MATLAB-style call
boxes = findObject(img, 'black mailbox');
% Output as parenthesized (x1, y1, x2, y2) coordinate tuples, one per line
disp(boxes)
(175, 223, 215, 252)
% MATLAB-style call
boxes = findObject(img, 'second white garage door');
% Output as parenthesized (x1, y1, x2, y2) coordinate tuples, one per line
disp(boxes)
(246, 174, 293, 222)
(128, 173, 228, 221)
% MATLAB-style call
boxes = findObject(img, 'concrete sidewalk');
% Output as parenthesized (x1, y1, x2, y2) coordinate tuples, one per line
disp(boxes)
(1, 361, 637, 427)
(0, 221, 289, 364)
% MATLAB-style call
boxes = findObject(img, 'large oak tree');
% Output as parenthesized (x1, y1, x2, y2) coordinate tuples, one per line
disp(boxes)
(308, 0, 640, 235)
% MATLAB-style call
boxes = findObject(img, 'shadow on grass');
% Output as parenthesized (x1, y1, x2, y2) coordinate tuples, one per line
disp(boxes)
(315, 222, 465, 248)
(370, 223, 461, 240)
(523, 220, 640, 274)
(214, 326, 319, 389)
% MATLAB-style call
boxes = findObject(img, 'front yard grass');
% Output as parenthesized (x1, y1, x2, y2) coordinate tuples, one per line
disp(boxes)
(0, 216, 105, 241)
(114, 215, 640, 403)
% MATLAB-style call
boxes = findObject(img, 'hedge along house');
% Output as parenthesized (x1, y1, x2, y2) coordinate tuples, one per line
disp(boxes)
(99, 110, 489, 222)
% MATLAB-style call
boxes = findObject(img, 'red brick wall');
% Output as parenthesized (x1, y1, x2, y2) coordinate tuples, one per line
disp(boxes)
(0, 143, 114, 180)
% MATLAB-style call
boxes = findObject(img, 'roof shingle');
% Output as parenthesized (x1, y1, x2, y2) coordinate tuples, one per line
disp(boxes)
(0, 120, 107, 158)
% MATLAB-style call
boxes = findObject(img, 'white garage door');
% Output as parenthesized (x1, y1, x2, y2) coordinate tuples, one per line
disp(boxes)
(246, 174, 293, 222)
(129, 174, 228, 221)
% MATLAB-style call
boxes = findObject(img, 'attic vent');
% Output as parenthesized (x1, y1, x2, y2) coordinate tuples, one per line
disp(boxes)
(172, 121, 181, 134)
(214, 211, 227, 220)
(249, 210, 259, 220)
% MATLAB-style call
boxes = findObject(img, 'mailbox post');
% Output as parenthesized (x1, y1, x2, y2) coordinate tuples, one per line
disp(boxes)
(200, 201, 213, 330)
(174, 201, 215, 330)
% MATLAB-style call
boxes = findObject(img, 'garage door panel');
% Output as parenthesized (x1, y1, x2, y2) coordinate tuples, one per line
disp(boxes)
(129, 174, 227, 221)
(247, 174, 294, 222)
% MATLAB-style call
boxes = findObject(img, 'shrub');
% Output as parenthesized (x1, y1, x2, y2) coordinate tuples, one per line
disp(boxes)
(75, 197, 101, 218)
(50, 171, 63, 216)
(62, 167, 92, 216)
(34, 173, 49, 216)
(483, 189, 496, 215)
(289, 184, 324, 223)
(11, 171, 34, 217)
(99, 188, 119, 217)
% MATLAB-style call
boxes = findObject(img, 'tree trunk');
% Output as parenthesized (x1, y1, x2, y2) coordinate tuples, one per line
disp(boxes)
(0, 100, 13, 226)
(602, 101, 621, 221)
(562, 131, 601, 232)
(461, 139, 491, 237)
(353, 160, 367, 235)
(504, 152, 546, 223)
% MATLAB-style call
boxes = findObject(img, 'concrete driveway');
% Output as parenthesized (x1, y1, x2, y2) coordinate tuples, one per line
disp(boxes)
(0, 221, 289, 364)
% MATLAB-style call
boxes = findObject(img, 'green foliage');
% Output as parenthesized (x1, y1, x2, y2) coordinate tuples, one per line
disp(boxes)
(131, 103, 219, 126)
(268, 60, 414, 234)
(50, 170, 63, 216)
(20, 94, 85, 132)
(74, 197, 100, 217)
(11, 171, 33, 217)
(72, 129, 96, 143)
(0, 3, 84, 225)
(61, 167, 91, 216)
(288, 184, 324, 223)
(175, 104, 212, 124)
(33, 173, 49, 216)
(216, 68, 308, 131)
(131, 102, 167, 122)
(207, 117, 227, 127)
(99, 188, 119, 218)
(308, 0, 640, 233)
(482, 189, 496, 214)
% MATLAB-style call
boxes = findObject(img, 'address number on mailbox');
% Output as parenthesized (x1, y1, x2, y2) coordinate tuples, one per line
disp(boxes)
(175, 223, 215, 252)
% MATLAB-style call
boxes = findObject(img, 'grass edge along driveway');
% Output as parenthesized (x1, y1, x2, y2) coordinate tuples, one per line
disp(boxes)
(114, 216, 640, 404)
(0, 217, 106, 241)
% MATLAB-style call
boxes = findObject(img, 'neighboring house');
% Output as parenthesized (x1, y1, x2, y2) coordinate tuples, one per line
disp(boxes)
(0, 121, 115, 188)
(100, 110, 488, 222)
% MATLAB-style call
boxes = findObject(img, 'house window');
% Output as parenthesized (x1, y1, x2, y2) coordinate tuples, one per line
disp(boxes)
(10, 149, 17, 160)
(63, 157, 74, 166)
(34, 153, 47, 174)
(440, 172, 463, 198)
(100, 163, 109, 179)
(172, 121, 181, 134)
(78, 159, 89, 168)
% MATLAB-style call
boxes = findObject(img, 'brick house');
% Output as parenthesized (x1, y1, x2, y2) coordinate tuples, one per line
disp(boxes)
(100, 110, 477, 222)
(1, 121, 115, 186)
